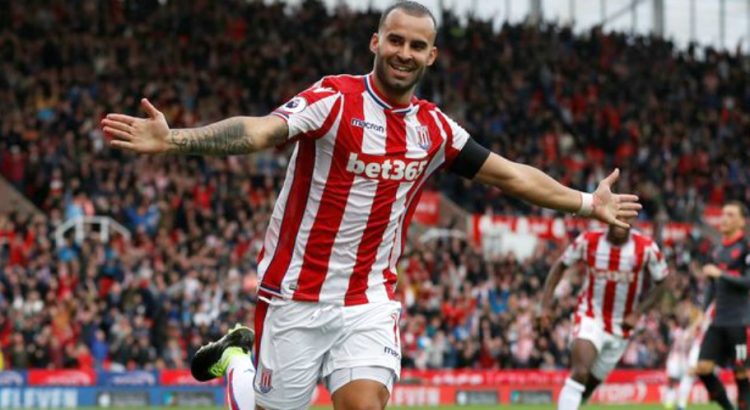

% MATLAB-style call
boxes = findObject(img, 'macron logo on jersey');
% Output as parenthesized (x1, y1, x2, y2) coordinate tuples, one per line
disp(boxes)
(346, 153, 427, 182)
(351, 118, 385, 133)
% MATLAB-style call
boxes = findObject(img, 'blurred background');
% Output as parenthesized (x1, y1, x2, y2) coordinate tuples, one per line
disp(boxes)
(294, 0, 750, 51)
(0, 0, 749, 407)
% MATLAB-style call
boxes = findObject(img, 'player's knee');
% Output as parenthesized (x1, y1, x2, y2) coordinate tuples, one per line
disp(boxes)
(695, 361, 715, 375)
(570, 365, 590, 384)
(335, 395, 387, 410)
(340, 401, 386, 410)
(735, 368, 749, 379)
(582, 383, 598, 402)
(332, 380, 390, 410)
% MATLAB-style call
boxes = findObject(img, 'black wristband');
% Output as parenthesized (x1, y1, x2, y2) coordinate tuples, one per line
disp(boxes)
(449, 138, 491, 179)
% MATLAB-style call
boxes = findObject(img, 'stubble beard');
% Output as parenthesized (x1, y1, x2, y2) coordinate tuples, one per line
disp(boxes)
(374, 56, 424, 98)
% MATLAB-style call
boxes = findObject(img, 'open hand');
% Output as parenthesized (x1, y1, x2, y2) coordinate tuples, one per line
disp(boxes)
(702, 264, 722, 278)
(101, 98, 171, 154)
(591, 169, 641, 228)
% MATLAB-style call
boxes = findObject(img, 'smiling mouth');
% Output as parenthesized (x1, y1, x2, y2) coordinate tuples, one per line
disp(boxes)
(389, 62, 414, 74)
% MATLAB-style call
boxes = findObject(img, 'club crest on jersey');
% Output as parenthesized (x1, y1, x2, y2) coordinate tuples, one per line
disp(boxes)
(258, 367, 273, 393)
(416, 126, 431, 150)
(281, 97, 307, 114)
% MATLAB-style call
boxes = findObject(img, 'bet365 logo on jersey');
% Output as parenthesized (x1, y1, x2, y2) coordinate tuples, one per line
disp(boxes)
(346, 153, 427, 182)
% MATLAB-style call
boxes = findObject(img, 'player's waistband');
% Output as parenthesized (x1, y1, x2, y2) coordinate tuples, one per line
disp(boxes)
(257, 282, 397, 307)
(258, 283, 284, 302)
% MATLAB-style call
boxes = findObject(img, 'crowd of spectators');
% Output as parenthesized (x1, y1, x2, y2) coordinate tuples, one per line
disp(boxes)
(0, 0, 743, 371)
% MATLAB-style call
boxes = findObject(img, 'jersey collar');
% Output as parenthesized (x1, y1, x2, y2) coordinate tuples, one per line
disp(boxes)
(365, 73, 416, 115)
(722, 230, 744, 246)
(605, 231, 632, 247)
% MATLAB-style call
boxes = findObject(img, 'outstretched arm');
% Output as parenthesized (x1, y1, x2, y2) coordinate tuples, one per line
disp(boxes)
(473, 152, 641, 228)
(101, 98, 288, 155)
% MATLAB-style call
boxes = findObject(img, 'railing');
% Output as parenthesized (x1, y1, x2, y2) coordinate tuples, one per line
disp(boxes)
(54, 216, 131, 248)
(0, 176, 42, 217)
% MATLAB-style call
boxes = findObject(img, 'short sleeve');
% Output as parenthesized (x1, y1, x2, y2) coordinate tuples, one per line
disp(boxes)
(272, 80, 341, 141)
(561, 234, 587, 266)
(435, 110, 470, 165)
(646, 241, 669, 281)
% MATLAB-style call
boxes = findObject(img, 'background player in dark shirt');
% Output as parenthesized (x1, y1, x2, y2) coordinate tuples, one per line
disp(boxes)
(696, 201, 750, 410)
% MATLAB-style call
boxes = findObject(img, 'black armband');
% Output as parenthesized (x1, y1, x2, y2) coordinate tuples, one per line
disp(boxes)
(449, 138, 491, 179)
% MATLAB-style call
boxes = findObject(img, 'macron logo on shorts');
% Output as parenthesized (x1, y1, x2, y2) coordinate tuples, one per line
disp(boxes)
(346, 153, 427, 182)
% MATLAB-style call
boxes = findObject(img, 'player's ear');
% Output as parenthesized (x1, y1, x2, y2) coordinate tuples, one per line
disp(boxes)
(370, 33, 379, 54)
(426, 46, 438, 66)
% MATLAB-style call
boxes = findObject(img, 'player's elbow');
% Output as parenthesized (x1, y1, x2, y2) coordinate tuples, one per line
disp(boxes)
(245, 115, 288, 152)
(547, 260, 567, 278)
(475, 155, 524, 193)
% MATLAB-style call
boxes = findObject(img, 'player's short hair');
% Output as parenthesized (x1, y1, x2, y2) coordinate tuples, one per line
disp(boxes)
(725, 200, 748, 218)
(378, 1, 437, 32)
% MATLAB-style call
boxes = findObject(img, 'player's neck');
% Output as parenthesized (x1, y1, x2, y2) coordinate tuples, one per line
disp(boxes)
(721, 229, 744, 245)
(369, 72, 414, 108)
(606, 233, 628, 246)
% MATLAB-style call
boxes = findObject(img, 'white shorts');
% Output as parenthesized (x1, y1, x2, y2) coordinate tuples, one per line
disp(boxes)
(253, 299, 402, 410)
(573, 315, 629, 380)
(666, 342, 702, 379)
(667, 354, 688, 379)
(665, 330, 705, 379)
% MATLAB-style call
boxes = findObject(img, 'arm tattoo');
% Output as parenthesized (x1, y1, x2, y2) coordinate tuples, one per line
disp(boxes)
(267, 122, 289, 147)
(167, 118, 253, 155)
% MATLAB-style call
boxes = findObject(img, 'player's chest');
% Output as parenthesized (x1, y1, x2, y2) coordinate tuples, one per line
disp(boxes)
(323, 111, 442, 183)
(713, 243, 748, 271)
(586, 246, 643, 282)
(587, 245, 643, 269)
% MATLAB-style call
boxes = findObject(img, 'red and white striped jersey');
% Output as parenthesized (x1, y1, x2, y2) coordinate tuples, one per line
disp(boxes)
(668, 303, 715, 361)
(257, 73, 469, 305)
(563, 229, 669, 337)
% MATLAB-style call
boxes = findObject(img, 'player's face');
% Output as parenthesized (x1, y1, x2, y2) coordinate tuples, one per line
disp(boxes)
(608, 225, 630, 242)
(608, 216, 633, 243)
(370, 9, 437, 96)
(719, 204, 746, 235)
